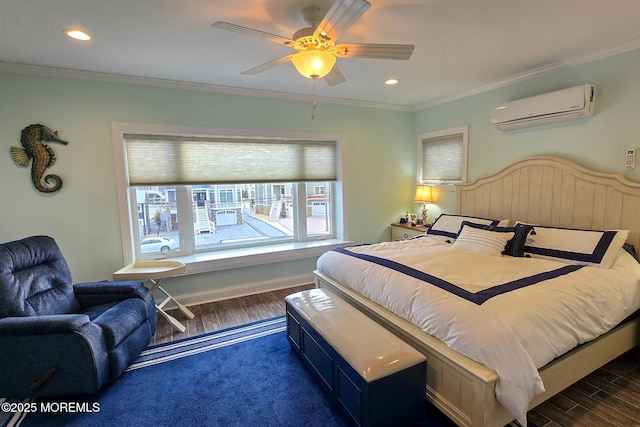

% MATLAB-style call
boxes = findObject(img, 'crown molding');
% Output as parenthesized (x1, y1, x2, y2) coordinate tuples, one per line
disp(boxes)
(0, 61, 412, 112)
(411, 38, 640, 111)
(3, 37, 640, 114)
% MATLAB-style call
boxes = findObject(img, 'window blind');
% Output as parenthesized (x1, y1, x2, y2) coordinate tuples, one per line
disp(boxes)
(421, 132, 463, 182)
(124, 134, 337, 186)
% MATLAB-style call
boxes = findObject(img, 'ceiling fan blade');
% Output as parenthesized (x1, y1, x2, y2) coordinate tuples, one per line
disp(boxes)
(212, 21, 295, 46)
(335, 43, 415, 60)
(240, 55, 294, 75)
(314, 0, 371, 42)
(324, 66, 346, 86)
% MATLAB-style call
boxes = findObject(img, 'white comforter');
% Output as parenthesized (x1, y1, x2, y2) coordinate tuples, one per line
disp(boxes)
(316, 237, 640, 424)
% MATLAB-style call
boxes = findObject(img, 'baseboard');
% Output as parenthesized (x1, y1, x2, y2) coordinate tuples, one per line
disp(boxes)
(160, 273, 315, 309)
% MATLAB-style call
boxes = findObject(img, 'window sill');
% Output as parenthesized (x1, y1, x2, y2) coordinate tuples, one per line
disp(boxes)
(160, 239, 352, 276)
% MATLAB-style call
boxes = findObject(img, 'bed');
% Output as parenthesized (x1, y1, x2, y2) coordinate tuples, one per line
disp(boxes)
(314, 156, 640, 427)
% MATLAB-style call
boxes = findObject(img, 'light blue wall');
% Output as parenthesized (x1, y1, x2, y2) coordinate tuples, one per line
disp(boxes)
(3, 47, 639, 297)
(414, 48, 640, 216)
(0, 72, 413, 294)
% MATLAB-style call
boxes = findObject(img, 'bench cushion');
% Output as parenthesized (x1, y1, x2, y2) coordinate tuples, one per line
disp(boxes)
(285, 288, 425, 382)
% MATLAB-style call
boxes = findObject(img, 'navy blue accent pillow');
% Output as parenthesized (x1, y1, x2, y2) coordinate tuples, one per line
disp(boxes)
(492, 224, 534, 257)
(458, 221, 533, 257)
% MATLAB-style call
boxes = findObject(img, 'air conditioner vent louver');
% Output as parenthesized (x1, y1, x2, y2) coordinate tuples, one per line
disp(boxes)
(491, 84, 595, 130)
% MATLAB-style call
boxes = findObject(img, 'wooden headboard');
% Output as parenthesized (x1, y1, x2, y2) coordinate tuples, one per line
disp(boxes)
(456, 156, 640, 250)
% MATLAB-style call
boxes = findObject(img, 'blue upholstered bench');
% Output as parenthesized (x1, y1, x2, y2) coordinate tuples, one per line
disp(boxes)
(285, 288, 426, 427)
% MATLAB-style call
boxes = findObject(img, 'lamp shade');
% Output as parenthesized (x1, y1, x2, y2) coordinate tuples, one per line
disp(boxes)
(414, 185, 433, 203)
(291, 50, 336, 79)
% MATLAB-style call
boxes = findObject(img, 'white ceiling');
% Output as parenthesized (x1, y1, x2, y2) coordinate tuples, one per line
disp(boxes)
(2, 0, 640, 110)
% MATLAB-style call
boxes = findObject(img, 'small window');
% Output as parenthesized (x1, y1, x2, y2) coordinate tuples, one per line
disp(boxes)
(417, 125, 468, 185)
(219, 189, 233, 204)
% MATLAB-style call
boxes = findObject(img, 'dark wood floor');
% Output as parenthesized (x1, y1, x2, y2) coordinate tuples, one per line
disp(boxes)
(153, 285, 640, 427)
(151, 284, 315, 346)
(528, 348, 640, 427)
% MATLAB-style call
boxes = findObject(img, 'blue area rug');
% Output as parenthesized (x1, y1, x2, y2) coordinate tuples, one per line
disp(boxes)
(2, 316, 456, 427)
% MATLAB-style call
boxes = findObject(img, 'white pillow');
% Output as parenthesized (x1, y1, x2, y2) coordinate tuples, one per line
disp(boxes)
(451, 224, 514, 256)
(427, 214, 509, 239)
(516, 222, 629, 268)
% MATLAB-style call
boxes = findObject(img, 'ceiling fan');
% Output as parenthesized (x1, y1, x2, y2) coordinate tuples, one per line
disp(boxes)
(212, 0, 415, 86)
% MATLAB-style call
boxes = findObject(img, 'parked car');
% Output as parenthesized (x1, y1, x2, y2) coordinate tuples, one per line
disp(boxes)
(140, 236, 178, 254)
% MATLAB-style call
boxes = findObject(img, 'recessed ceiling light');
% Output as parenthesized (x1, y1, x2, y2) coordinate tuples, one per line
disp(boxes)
(385, 78, 399, 85)
(64, 28, 92, 41)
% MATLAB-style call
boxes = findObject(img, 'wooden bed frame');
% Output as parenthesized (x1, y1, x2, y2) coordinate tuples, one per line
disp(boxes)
(314, 156, 640, 427)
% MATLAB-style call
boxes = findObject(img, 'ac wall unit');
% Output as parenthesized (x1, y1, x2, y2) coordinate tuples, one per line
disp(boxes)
(491, 84, 595, 130)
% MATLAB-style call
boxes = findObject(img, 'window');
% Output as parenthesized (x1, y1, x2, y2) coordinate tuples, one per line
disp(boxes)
(133, 182, 334, 254)
(417, 125, 468, 185)
(113, 124, 343, 268)
(219, 189, 233, 204)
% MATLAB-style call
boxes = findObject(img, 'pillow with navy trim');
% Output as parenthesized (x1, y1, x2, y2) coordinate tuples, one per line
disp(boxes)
(515, 222, 629, 268)
(426, 214, 509, 239)
(451, 224, 515, 256)
(460, 221, 533, 257)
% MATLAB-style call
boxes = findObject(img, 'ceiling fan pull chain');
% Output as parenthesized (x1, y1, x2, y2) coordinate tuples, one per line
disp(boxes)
(311, 75, 318, 120)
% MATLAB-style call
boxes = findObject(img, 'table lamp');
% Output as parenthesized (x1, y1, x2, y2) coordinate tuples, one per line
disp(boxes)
(414, 185, 433, 225)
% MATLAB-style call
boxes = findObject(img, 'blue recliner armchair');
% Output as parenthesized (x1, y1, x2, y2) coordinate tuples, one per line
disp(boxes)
(0, 235, 157, 398)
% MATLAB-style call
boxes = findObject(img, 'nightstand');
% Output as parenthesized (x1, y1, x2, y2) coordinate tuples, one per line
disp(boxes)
(391, 223, 429, 241)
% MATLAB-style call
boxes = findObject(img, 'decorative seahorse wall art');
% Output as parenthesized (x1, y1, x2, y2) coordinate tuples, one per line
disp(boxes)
(10, 124, 69, 193)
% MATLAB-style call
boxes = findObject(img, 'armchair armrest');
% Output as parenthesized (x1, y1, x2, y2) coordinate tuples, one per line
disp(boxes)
(0, 314, 90, 336)
(74, 280, 151, 308)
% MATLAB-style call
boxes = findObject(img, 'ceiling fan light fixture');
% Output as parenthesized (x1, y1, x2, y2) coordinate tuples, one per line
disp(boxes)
(291, 50, 336, 79)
